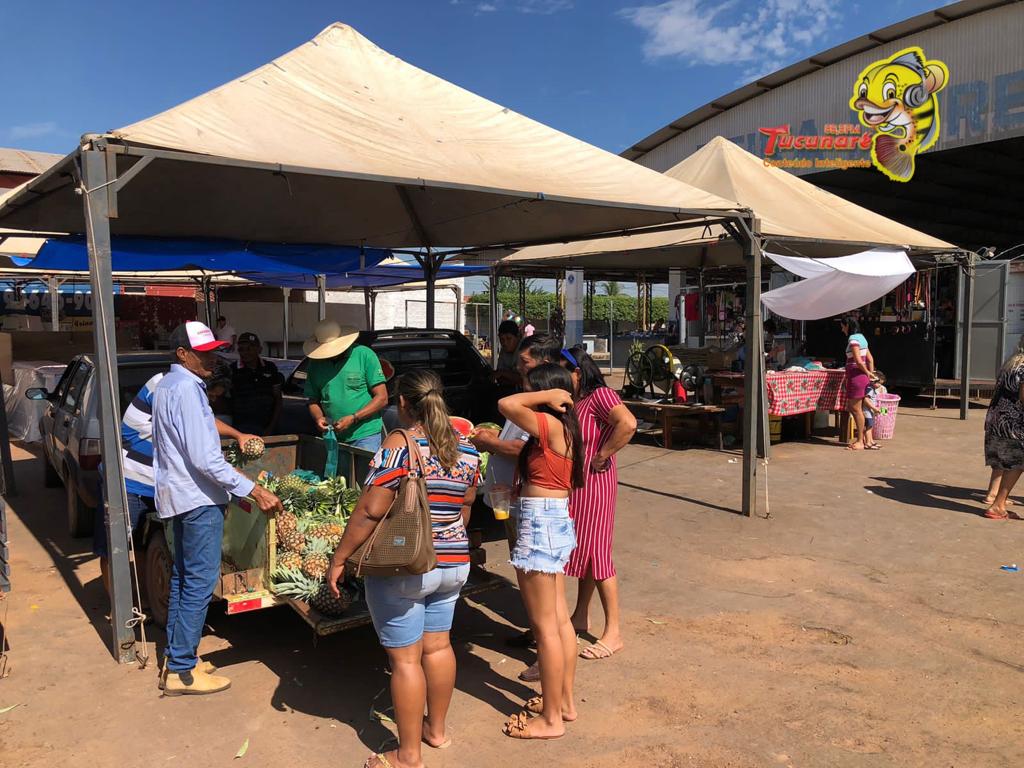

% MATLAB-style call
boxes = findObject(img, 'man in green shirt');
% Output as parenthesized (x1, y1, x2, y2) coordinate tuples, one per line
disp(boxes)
(302, 320, 388, 452)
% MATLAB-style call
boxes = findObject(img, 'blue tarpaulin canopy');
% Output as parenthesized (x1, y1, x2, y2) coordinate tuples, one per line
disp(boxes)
(17, 236, 390, 278)
(10, 237, 484, 289)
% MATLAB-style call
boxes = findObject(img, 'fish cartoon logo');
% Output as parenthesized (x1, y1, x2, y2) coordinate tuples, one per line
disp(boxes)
(850, 47, 949, 182)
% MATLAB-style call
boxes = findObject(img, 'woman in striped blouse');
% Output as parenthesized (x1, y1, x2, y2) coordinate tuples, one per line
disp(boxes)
(328, 369, 481, 768)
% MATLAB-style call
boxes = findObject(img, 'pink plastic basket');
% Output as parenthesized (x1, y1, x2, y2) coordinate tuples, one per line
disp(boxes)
(873, 394, 901, 440)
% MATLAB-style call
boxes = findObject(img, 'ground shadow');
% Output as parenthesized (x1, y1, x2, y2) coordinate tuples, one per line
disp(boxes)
(865, 476, 990, 516)
(618, 480, 744, 517)
(199, 576, 537, 755)
(6, 448, 114, 649)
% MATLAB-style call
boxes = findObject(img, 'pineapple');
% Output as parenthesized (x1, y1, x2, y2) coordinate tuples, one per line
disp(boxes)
(278, 517, 309, 554)
(241, 436, 266, 459)
(276, 474, 311, 509)
(308, 519, 345, 548)
(309, 579, 352, 618)
(276, 549, 302, 571)
(271, 567, 350, 618)
(301, 537, 332, 581)
(276, 508, 298, 537)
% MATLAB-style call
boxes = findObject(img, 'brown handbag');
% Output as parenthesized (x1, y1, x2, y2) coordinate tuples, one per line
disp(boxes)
(347, 429, 437, 578)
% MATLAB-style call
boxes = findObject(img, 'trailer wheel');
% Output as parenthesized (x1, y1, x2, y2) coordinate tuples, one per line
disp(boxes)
(144, 528, 172, 629)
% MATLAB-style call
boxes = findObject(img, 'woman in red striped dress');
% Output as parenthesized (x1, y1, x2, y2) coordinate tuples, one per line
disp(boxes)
(560, 347, 637, 660)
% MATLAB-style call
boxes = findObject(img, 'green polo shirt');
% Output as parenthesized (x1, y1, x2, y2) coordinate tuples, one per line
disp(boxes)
(304, 345, 387, 443)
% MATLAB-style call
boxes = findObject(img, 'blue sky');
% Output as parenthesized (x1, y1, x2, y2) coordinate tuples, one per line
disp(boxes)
(3, 0, 948, 158)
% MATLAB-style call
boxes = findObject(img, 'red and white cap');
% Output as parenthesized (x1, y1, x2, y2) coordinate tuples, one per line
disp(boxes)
(170, 321, 229, 352)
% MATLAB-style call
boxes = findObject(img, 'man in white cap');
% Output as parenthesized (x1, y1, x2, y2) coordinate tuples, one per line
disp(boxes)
(302, 320, 388, 452)
(153, 321, 282, 696)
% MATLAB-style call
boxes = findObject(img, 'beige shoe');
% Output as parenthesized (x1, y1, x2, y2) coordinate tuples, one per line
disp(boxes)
(163, 668, 231, 696)
(158, 660, 217, 690)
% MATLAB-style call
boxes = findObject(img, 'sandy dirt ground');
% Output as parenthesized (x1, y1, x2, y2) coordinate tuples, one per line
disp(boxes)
(1, 401, 1023, 768)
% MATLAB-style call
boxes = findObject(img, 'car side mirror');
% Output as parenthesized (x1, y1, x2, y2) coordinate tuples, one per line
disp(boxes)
(25, 387, 52, 402)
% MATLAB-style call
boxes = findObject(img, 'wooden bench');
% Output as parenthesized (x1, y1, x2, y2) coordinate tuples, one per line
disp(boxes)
(623, 400, 727, 451)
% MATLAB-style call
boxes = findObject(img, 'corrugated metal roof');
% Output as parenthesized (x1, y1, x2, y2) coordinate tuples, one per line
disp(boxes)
(622, 0, 1019, 161)
(0, 147, 63, 175)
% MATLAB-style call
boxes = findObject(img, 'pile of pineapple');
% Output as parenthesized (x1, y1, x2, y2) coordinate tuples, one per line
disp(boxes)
(265, 472, 362, 617)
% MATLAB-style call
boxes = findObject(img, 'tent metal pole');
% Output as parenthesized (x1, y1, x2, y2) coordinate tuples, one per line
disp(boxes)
(489, 268, 499, 371)
(82, 147, 136, 663)
(959, 253, 975, 420)
(48, 276, 61, 331)
(202, 276, 214, 328)
(281, 287, 291, 360)
(363, 288, 372, 330)
(316, 274, 327, 320)
(739, 217, 762, 518)
(697, 269, 706, 347)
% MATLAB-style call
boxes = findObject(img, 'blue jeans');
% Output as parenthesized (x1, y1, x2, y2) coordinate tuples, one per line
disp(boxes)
(364, 564, 471, 648)
(164, 505, 225, 672)
(346, 433, 383, 453)
(511, 497, 575, 574)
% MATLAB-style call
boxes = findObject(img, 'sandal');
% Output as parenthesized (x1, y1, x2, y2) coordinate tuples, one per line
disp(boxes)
(363, 754, 395, 768)
(518, 661, 540, 682)
(984, 507, 1009, 520)
(525, 695, 578, 722)
(866, 443, 882, 450)
(503, 711, 564, 740)
(579, 640, 621, 660)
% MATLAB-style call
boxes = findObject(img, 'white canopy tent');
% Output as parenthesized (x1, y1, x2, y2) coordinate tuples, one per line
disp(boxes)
(0, 23, 747, 662)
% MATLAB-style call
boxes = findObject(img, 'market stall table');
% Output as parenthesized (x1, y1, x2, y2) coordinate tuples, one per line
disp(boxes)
(765, 368, 848, 440)
(623, 399, 726, 451)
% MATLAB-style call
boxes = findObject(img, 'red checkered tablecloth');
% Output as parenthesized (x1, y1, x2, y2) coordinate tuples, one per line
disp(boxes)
(765, 369, 847, 416)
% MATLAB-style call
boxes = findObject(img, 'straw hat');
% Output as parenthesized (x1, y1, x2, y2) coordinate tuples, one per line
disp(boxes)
(302, 319, 360, 359)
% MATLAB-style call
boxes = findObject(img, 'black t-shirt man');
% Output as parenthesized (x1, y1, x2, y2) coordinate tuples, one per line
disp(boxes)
(230, 332, 284, 435)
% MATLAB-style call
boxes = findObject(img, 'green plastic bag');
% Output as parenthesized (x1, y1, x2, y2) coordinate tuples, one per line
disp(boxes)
(323, 426, 339, 479)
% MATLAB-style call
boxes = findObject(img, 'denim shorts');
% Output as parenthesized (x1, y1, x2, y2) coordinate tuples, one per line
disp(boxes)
(510, 497, 576, 574)
(364, 563, 471, 648)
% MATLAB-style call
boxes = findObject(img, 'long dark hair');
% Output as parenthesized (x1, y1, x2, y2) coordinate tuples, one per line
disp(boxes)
(842, 316, 860, 335)
(517, 364, 586, 489)
(564, 345, 607, 399)
(396, 369, 458, 469)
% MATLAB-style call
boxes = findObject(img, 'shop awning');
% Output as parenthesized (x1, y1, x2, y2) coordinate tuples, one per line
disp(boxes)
(761, 249, 916, 320)
(0, 24, 740, 249)
(500, 136, 959, 273)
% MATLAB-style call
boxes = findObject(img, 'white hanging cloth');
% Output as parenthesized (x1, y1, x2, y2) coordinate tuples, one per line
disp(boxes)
(761, 248, 915, 320)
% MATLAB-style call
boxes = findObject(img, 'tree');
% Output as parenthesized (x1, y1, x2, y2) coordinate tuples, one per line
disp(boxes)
(601, 281, 621, 296)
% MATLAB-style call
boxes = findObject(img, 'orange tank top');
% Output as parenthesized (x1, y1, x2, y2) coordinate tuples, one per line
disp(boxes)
(523, 413, 574, 491)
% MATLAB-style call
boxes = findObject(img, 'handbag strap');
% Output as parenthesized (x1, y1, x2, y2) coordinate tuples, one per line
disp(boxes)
(352, 429, 430, 578)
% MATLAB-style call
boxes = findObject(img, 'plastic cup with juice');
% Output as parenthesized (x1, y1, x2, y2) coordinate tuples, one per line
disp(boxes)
(490, 486, 511, 521)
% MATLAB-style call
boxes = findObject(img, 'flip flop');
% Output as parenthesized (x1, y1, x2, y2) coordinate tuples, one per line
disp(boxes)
(503, 711, 564, 740)
(422, 720, 452, 749)
(525, 695, 578, 722)
(866, 443, 882, 450)
(364, 754, 395, 768)
(579, 640, 620, 660)
(984, 508, 1009, 520)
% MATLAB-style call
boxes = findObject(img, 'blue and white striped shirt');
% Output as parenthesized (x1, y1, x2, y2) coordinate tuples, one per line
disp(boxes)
(121, 373, 163, 498)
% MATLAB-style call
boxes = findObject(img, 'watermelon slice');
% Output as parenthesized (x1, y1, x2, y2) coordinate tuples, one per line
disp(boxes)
(476, 422, 501, 432)
(450, 416, 475, 437)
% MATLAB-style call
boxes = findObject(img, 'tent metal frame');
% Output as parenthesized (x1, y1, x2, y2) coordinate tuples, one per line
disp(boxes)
(23, 137, 748, 664)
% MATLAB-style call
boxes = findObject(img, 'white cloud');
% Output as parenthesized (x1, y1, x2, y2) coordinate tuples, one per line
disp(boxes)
(620, 0, 839, 76)
(8, 121, 59, 140)
(467, 0, 573, 13)
(518, 0, 574, 13)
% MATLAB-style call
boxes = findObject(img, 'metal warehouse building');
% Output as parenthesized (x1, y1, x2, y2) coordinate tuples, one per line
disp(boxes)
(624, 0, 1024, 255)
